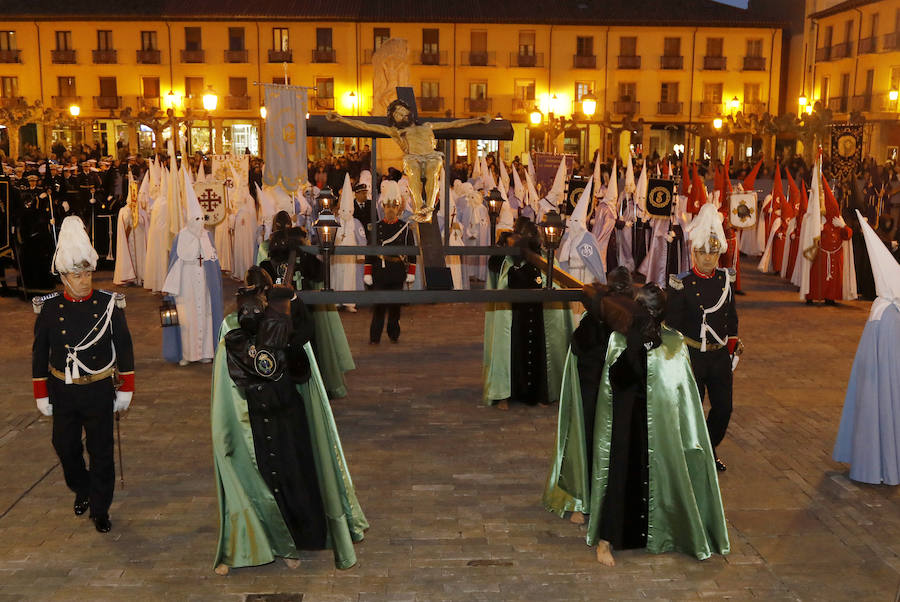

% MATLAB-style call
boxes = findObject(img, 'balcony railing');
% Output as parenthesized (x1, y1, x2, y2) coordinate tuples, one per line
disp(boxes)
(828, 96, 848, 112)
(0, 96, 25, 109)
(312, 48, 336, 63)
(858, 37, 877, 54)
(815, 46, 831, 62)
(743, 55, 766, 71)
(181, 49, 205, 63)
(660, 55, 683, 69)
(464, 97, 492, 113)
(417, 50, 447, 65)
(136, 49, 161, 64)
(94, 95, 122, 110)
(703, 56, 726, 70)
(613, 100, 640, 114)
(224, 49, 248, 63)
(313, 96, 335, 111)
(268, 49, 292, 63)
(512, 98, 538, 113)
(885, 32, 900, 51)
(851, 94, 872, 112)
(699, 101, 722, 116)
(510, 52, 544, 68)
(51, 49, 77, 64)
(881, 93, 898, 111)
(657, 101, 683, 115)
(460, 50, 496, 66)
(419, 96, 444, 112)
(227, 95, 250, 110)
(573, 54, 596, 69)
(139, 96, 161, 109)
(743, 101, 766, 115)
(831, 42, 852, 59)
(0, 49, 21, 63)
(617, 55, 641, 69)
(92, 49, 117, 64)
(185, 96, 205, 110)
(52, 95, 81, 109)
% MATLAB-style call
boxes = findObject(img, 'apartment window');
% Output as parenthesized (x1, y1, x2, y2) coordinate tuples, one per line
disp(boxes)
(746, 39, 763, 57)
(620, 36, 637, 56)
(97, 30, 113, 51)
(273, 28, 289, 52)
(744, 83, 761, 102)
(576, 36, 593, 57)
(892, 67, 900, 90)
(0, 31, 17, 51)
(316, 77, 334, 98)
(140, 31, 157, 51)
(0, 76, 18, 98)
(229, 28, 245, 51)
(99, 76, 117, 97)
(519, 31, 536, 57)
(142, 76, 160, 98)
(864, 68, 874, 96)
(844, 19, 854, 42)
(471, 30, 487, 53)
(840, 72, 851, 98)
(663, 37, 681, 56)
(896, 9, 900, 33)
(823, 26, 833, 48)
(661, 82, 679, 102)
(185, 76, 204, 99)
(871, 13, 880, 37)
(56, 31, 72, 51)
(316, 28, 333, 51)
(575, 81, 593, 102)
(703, 83, 723, 103)
(185, 27, 202, 51)
(229, 77, 247, 97)
(619, 82, 636, 101)
(423, 28, 439, 54)
(470, 82, 487, 99)
(421, 81, 439, 98)
(706, 37, 723, 57)
(272, 76, 290, 85)
(57, 76, 76, 96)
(374, 28, 390, 50)
(821, 76, 830, 102)
(515, 79, 536, 100)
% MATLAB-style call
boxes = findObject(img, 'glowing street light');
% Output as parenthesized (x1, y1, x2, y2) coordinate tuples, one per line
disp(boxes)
(68, 104, 80, 117)
(530, 109, 543, 125)
(890, 89, 899, 102)
(202, 86, 218, 112)
(729, 96, 740, 111)
(712, 117, 723, 130)
(798, 95, 808, 107)
(581, 92, 597, 118)
(259, 105, 267, 119)
(166, 90, 179, 109)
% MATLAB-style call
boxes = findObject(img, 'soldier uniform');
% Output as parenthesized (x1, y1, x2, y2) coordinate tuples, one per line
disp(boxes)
(666, 266, 738, 470)
(364, 217, 416, 343)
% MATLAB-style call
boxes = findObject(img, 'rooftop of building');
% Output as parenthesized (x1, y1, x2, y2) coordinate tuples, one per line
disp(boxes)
(808, 0, 880, 20)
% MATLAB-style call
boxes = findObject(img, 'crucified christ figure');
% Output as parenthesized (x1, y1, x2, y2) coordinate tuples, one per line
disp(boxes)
(327, 99, 490, 222)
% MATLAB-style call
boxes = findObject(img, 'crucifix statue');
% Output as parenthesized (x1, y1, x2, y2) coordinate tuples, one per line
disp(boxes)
(327, 99, 490, 222)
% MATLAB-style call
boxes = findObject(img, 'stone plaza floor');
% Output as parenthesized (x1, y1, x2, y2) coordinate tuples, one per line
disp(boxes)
(0, 267, 899, 601)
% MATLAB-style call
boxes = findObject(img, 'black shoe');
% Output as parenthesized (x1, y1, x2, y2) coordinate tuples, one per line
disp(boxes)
(74, 494, 90, 516)
(715, 458, 727, 472)
(824, 299, 837, 306)
(93, 515, 111, 533)
(805, 299, 814, 305)
(389, 337, 399, 344)
(734, 290, 746, 296)
(369, 339, 380, 345)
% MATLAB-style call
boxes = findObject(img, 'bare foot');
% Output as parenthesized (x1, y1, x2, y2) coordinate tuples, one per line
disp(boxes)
(497, 399, 509, 411)
(214, 563, 230, 576)
(595, 540, 615, 566)
(569, 511, 585, 525)
(283, 558, 301, 569)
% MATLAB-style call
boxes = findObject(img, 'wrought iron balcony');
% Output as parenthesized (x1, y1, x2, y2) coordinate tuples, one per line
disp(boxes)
(52, 95, 81, 109)
(92, 49, 117, 64)
(851, 94, 872, 112)
(94, 95, 122, 110)
(830, 42, 852, 59)
(460, 50, 496, 66)
(828, 96, 848, 112)
(659, 55, 683, 70)
(51, 49, 77, 64)
(136, 49, 161, 64)
(614, 100, 640, 114)
(312, 48, 336, 63)
(743, 56, 766, 70)
(743, 102, 766, 115)
(512, 98, 537, 113)
(419, 96, 444, 112)
(573, 54, 596, 69)
(464, 97, 492, 113)
(224, 49, 248, 63)
(617, 55, 641, 69)
(699, 101, 722, 116)
(0, 49, 21, 63)
(313, 96, 335, 110)
(510, 52, 544, 68)
(703, 56, 726, 70)
(227, 95, 250, 110)
(657, 101, 683, 115)
(885, 32, 900, 51)
(858, 37, 877, 54)
(268, 49, 292, 63)
(0, 96, 26, 109)
(815, 46, 831, 62)
(417, 50, 447, 65)
(181, 49, 205, 63)
(139, 96, 161, 109)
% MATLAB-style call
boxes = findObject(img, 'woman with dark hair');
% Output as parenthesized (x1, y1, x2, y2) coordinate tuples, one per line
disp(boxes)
(543, 278, 728, 566)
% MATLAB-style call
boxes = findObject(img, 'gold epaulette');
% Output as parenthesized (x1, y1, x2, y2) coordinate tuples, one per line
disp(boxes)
(32, 292, 60, 314)
(668, 274, 684, 291)
(99, 290, 126, 309)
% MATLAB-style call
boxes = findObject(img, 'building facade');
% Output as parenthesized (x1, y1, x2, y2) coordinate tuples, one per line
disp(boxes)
(0, 4, 785, 164)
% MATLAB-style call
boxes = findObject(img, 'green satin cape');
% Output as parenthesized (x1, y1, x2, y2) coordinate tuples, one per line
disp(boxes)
(212, 313, 368, 570)
(543, 326, 730, 560)
(483, 257, 575, 405)
(256, 242, 355, 399)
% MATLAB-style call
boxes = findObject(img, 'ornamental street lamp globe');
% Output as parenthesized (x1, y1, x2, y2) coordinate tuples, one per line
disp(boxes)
(202, 87, 218, 112)
(259, 105, 267, 119)
(713, 117, 723, 130)
(313, 209, 341, 291)
(69, 104, 80, 117)
(581, 92, 597, 118)
(530, 109, 543, 125)
(538, 210, 566, 290)
(316, 186, 337, 212)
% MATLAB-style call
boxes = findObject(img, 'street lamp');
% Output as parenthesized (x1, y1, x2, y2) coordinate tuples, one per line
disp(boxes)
(713, 117, 723, 130)
(798, 95, 808, 108)
(530, 109, 543, 125)
(538, 210, 566, 290)
(69, 104, 80, 117)
(316, 186, 337, 213)
(890, 89, 899, 102)
(581, 92, 597, 118)
(486, 187, 503, 246)
(313, 209, 340, 291)
(729, 96, 740, 112)
(202, 86, 217, 154)
(259, 105, 267, 119)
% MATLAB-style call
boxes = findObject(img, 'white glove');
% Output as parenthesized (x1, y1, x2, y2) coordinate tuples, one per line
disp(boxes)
(832, 216, 846, 228)
(406, 273, 416, 284)
(114, 391, 133, 413)
(363, 274, 373, 286)
(36, 397, 52, 416)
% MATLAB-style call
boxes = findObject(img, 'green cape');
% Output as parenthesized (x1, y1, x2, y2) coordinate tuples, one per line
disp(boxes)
(211, 313, 368, 570)
(543, 326, 730, 560)
(257, 241, 355, 398)
(482, 257, 575, 405)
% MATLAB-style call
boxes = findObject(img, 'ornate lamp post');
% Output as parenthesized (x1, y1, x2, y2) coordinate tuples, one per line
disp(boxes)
(486, 187, 503, 245)
(538, 210, 566, 290)
(313, 209, 340, 291)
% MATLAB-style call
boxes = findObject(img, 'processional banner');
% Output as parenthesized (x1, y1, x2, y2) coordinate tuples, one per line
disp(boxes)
(211, 155, 249, 186)
(531, 152, 575, 197)
(830, 123, 863, 180)
(263, 84, 308, 192)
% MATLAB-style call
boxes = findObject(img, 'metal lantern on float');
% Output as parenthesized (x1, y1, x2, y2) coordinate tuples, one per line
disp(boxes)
(316, 186, 337, 212)
(313, 209, 341, 291)
(538, 210, 566, 290)
(485, 187, 504, 246)
(159, 298, 179, 327)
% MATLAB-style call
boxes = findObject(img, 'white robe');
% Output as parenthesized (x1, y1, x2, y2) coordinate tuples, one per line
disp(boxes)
(143, 197, 170, 292)
(113, 205, 147, 286)
(463, 201, 490, 282)
(162, 228, 216, 362)
(231, 197, 257, 280)
(214, 215, 234, 274)
(332, 217, 366, 292)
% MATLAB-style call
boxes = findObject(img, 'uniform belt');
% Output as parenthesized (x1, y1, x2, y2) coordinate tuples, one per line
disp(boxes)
(683, 336, 724, 351)
(49, 366, 115, 385)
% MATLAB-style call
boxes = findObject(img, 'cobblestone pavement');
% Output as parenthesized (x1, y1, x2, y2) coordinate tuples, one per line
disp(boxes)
(1, 267, 899, 601)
